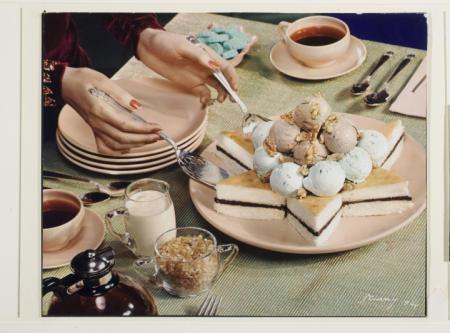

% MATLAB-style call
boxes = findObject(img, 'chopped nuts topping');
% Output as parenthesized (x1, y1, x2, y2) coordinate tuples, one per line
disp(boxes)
(263, 136, 278, 156)
(280, 111, 296, 125)
(296, 187, 307, 199)
(304, 142, 316, 165)
(323, 114, 338, 134)
(295, 132, 310, 142)
(310, 101, 321, 120)
(310, 126, 321, 140)
(299, 165, 309, 176)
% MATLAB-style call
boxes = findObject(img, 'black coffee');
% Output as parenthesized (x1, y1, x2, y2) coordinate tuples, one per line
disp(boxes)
(43, 199, 79, 228)
(291, 25, 345, 46)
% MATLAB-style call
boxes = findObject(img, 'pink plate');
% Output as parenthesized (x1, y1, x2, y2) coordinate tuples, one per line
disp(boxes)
(58, 77, 207, 157)
(189, 114, 426, 254)
(57, 130, 205, 175)
(57, 127, 205, 166)
(43, 209, 105, 269)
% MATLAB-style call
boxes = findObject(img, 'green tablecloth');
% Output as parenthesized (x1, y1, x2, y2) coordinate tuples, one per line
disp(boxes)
(42, 13, 427, 317)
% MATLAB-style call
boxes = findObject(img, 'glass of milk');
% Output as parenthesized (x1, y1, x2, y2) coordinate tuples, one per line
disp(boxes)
(105, 178, 176, 257)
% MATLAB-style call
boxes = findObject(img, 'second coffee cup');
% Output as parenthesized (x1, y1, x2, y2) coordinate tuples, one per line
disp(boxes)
(105, 178, 176, 257)
(278, 16, 351, 68)
(43, 189, 85, 252)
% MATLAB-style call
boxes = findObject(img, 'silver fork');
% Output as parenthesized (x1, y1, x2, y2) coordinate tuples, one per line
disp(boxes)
(187, 35, 270, 136)
(197, 293, 222, 316)
(89, 88, 230, 188)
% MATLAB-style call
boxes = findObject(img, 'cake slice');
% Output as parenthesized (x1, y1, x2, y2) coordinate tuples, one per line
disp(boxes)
(379, 120, 405, 170)
(341, 167, 413, 217)
(216, 130, 255, 175)
(286, 195, 342, 245)
(214, 170, 286, 220)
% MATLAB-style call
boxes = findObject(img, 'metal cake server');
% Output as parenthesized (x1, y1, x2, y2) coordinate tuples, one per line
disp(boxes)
(364, 53, 416, 106)
(89, 88, 229, 188)
(187, 35, 270, 136)
(351, 51, 394, 95)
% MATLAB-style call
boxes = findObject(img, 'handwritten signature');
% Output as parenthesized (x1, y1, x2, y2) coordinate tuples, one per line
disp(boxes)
(358, 293, 419, 310)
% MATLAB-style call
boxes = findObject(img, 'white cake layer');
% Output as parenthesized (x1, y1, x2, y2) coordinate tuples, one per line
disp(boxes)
(341, 181, 410, 203)
(216, 134, 253, 171)
(287, 210, 342, 246)
(214, 202, 285, 220)
(286, 196, 342, 232)
(216, 184, 286, 206)
(342, 200, 414, 217)
(215, 150, 249, 176)
(381, 138, 404, 170)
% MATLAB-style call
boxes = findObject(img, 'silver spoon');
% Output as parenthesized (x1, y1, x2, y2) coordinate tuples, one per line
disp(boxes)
(186, 35, 270, 136)
(43, 185, 111, 206)
(364, 53, 415, 106)
(89, 88, 230, 188)
(351, 51, 394, 95)
(43, 170, 130, 197)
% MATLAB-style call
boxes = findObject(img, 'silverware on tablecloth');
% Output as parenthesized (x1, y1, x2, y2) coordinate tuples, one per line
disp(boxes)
(42, 183, 111, 206)
(412, 74, 426, 93)
(364, 53, 416, 106)
(351, 51, 394, 95)
(89, 88, 230, 188)
(186, 35, 270, 136)
(43, 170, 129, 197)
(197, 293, 222, 316)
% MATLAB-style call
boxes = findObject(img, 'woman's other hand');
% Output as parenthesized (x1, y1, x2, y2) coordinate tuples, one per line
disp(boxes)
(137, 29, 239, 106)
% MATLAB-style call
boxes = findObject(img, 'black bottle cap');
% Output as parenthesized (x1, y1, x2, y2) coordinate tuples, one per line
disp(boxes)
(70, 247, 115, 279)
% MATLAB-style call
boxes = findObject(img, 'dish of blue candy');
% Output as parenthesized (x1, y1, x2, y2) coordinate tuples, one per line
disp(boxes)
(195, 25, 257, 66)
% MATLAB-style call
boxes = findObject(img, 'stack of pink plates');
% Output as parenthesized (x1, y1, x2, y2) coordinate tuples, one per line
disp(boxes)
(56, 77, 207, 175)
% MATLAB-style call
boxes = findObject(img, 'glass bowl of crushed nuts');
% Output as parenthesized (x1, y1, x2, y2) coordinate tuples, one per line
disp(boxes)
(134, 227, 239, 297)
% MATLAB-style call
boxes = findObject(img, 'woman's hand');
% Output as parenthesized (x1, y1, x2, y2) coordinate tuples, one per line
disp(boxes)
(137, 28, 239, 105)
(61, 67, 161, 155)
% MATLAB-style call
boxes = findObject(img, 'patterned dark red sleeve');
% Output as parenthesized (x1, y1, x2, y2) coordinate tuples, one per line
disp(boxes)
(103, 14, 164, 58)
(42, 59, 68, 110)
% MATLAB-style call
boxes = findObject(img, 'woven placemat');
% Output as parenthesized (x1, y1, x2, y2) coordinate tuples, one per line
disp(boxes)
(42, 13, 426, 317)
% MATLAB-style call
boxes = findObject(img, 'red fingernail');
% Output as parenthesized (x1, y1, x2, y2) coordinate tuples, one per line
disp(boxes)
(130, 99, 141, 109)
(208, 60, 220, 69)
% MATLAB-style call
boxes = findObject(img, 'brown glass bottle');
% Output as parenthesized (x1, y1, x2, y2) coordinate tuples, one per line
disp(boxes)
(47, 273, 157, 316)
(43, 247, 158, 316)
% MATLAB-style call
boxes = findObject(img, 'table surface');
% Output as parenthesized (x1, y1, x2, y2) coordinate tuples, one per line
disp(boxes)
(42, 13, 427, 317)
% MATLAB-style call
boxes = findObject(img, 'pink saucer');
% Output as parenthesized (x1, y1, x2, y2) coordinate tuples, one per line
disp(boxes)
(270, 36, 367, 80)
(43, 209, 105, 269)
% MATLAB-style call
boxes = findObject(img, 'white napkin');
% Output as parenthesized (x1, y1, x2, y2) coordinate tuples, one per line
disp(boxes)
(389, 56, 427, 118)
